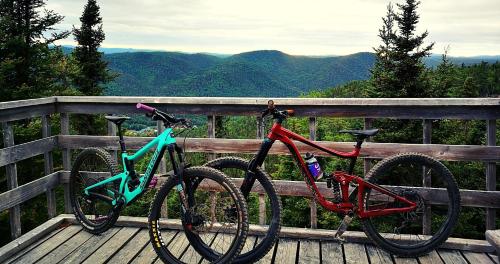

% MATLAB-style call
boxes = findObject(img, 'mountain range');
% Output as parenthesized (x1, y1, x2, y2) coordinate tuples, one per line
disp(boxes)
(68, 47, 497, 98)
(103, 50, 377, 97)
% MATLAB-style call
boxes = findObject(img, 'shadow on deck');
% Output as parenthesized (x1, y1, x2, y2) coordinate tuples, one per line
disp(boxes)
(0, 215, 497, 264)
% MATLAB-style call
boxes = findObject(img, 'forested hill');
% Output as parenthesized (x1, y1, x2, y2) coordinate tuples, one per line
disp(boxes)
(102, 50, 500, 97)
(103, 50, 376, 97)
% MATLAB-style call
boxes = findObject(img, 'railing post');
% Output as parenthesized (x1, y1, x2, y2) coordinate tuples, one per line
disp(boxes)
(259, 193, 267, 225)
(107, 114, 118, 162)
(363, 118, 373, 176)
(486, 119, 497, 230)
(422, 119, 432, 235)
(309, 117, 318, 229)
(42, 115, 56, 218)
(61, 113, 73, 213)
(207, 115, 216, 161)
(157, 120, 167, 175)
(2, 122, 22, 239)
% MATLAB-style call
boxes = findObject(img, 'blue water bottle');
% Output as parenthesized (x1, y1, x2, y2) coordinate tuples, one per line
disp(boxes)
(305, 152, 323, 180)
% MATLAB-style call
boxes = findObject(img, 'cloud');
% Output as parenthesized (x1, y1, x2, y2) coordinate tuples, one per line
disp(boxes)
(48, 0, 500, 56)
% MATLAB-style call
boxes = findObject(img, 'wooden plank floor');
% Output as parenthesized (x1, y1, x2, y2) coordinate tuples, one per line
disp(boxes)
(3, 224, 499, 264)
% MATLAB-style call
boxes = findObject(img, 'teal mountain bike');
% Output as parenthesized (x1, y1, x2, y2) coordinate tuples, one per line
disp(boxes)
(70, 103, 248, 263)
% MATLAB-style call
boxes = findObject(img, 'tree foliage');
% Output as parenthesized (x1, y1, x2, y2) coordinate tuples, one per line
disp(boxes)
(371, 0, 434, 97)
(72, 0, 114, 135)
(0, 0, 71, 101)
(72, 0, 113, 96)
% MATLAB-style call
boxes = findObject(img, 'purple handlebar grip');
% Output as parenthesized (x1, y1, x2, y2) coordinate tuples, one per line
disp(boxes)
(136, 103, 156, 113)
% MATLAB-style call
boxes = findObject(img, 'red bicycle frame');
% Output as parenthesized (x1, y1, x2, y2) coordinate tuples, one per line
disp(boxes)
(244, 122, 416, 219)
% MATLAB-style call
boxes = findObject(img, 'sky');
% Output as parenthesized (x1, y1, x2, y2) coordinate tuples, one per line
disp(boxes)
(47, 0, 500, 56)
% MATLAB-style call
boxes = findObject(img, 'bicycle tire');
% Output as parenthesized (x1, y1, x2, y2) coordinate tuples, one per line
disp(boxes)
(362, 153, 460, 257)
(70, 147, 120, 234)
(149, 166, 249, 264)
(205, 157, 282, 264)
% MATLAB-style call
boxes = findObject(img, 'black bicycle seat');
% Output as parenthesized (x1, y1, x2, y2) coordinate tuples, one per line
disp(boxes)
(105, 116, 130, 126)
(339, 129, 379, 138)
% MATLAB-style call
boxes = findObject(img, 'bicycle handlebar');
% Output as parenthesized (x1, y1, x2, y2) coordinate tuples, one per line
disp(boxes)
(136, 103, 190, 126)
(262, 100, 295, 120)
(136, 103, 155, 113)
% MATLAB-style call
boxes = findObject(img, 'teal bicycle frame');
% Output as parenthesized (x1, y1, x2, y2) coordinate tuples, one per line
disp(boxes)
(83, 128, 176, 206)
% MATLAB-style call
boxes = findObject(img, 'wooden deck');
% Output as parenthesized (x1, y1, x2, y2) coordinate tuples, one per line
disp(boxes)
(1, 216, 498, 264)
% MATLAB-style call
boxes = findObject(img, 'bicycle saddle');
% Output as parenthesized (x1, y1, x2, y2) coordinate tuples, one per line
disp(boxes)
(105, 116, 130, 126)
(338, 128, 379, 138)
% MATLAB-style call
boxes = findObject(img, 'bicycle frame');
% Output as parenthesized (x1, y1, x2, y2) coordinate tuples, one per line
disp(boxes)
(245, 122, 416, 218)
(83, 128, 176, 206)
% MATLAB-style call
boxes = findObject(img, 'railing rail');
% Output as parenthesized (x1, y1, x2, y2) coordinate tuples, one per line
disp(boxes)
(0, 96, 498, 239)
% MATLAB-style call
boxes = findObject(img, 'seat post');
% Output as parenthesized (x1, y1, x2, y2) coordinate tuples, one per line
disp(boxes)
(116, 124, 126, 152)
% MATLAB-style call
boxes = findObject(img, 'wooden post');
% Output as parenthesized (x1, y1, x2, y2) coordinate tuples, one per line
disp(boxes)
(61, 113, 73, 213)
(107, 115, 118, 163)
(2, 122, 22, 239)
(42, 115, 56, 218)
(486, 119, 497, 230)
(309, 117, 318, 229)
(157, 120, 167, 175)
(258, 193, 267, 225)
(207, 115, 216, 161)
(160, 202, 168, 219)
(422, 119, 432, 235)
(363, 118, 373, 176)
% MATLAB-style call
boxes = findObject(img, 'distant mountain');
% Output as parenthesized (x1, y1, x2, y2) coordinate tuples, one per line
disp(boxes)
(104, 50, 376, 97)
(58, 47, 497, 97)
(425, 54, 500, 68)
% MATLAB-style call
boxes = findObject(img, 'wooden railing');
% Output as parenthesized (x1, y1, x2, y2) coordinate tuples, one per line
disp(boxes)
(0, 96, 499, 240)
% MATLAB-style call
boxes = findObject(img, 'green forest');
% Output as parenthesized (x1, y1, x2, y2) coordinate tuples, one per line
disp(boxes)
(0, 0, 499, 248)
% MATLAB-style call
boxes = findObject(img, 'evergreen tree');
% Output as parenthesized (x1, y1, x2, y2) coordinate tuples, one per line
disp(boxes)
(0, 0, 70, 101)
(72, 0, 114, 135)
(371, 0, 433, 97)
(72, 0, 113, 96)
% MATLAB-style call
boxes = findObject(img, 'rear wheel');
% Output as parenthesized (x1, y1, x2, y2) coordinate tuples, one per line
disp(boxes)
(70, 148, 120, 234)
(205, 157, 282, 264)
(149, 166, 248, 264)
(362, 153, 460, 257)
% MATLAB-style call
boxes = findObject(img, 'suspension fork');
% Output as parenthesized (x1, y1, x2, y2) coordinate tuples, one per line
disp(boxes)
(167, 144, 190, 212)
(240, 138, 275, 198)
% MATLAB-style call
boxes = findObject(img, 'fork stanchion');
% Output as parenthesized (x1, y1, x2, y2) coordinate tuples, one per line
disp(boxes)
(157, 120, 167, 175)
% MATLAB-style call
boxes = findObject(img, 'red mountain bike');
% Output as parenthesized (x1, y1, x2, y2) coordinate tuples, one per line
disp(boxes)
(206, 100, 460, 261)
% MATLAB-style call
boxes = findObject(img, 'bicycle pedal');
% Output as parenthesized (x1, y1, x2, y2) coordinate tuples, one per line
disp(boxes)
(148, 176, 158, 188)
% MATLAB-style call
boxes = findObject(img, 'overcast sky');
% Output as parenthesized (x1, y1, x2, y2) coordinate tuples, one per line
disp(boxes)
(47, 0, 500, 56)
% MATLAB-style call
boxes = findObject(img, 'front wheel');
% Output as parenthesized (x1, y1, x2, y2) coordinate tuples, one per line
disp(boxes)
(149, 166, 248, 264)
(362, 153, 460, 257)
